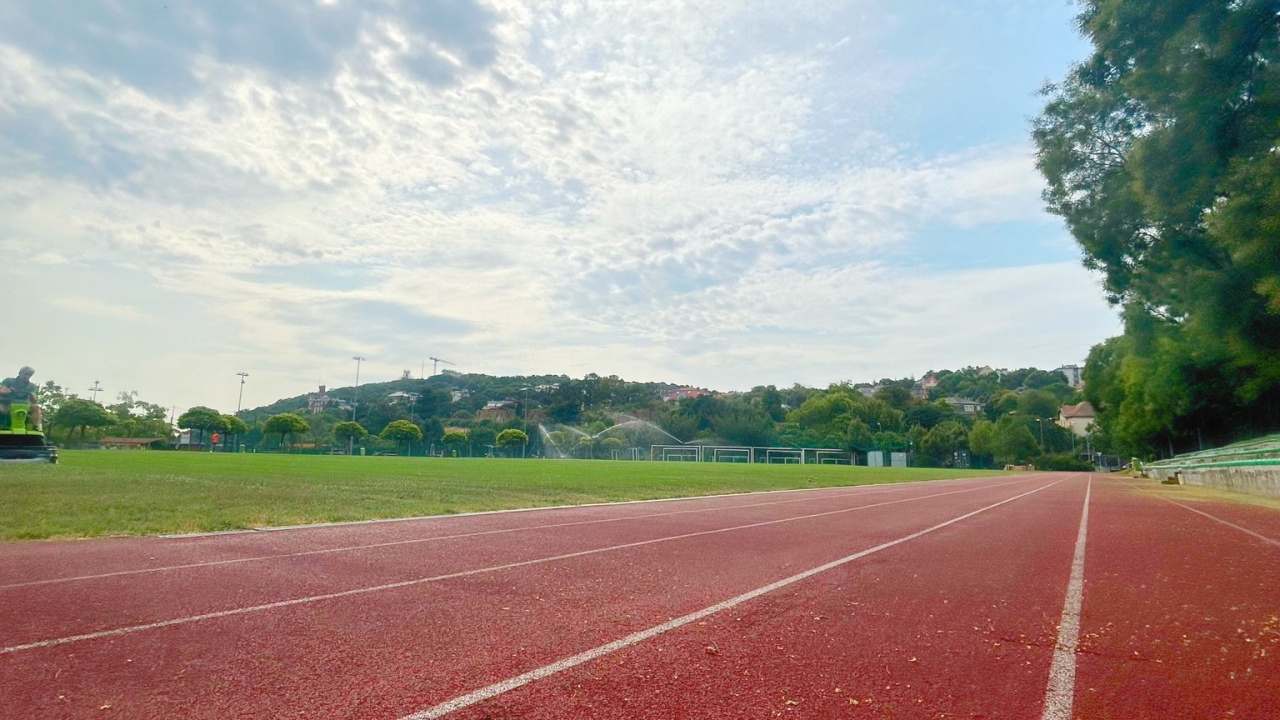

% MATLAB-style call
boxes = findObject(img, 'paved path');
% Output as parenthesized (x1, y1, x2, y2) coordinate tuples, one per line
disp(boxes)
(1, 473, 1276, 718)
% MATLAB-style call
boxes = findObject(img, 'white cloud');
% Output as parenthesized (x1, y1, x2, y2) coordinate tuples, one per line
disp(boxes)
(0, 0, 1112, 409)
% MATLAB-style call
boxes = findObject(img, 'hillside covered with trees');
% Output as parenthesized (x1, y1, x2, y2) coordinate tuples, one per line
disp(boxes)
(30, 365, 1093, 469)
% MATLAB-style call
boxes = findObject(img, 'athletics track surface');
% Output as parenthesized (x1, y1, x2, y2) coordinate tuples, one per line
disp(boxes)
(1, 472, 1277, 718)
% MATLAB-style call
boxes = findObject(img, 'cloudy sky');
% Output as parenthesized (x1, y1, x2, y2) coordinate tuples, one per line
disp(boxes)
(1, 0, 1116, 413)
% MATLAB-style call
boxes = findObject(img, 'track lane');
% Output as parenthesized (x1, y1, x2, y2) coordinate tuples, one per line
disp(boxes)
(0, 478, 1041, 648)
(0, 477, 1065, 719)
(411, 474, 1091, 719)
(1072, 479, 1280, 719)
(0, 474, 1030, 587)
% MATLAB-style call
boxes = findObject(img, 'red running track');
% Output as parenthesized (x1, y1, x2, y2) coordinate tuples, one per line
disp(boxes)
(1, 473, 1277, 719)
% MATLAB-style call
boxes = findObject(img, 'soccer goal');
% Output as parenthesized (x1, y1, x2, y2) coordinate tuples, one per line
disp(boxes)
(764, 448, 803, 464)
(711, 447, 751, 463)
(654, 445, 700, 462)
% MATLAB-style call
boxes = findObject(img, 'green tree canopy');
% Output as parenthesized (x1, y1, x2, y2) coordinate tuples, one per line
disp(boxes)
(441, 430, 469, 456)
(333, 420, 368, 442)
(1034, 0, 1280, 454)
(380, 419, 423, 455)
(52, 399, 114, 444)
(917, 420, 969, 467)
(263, 412, 309, 450)
(495, 428, 529, 447)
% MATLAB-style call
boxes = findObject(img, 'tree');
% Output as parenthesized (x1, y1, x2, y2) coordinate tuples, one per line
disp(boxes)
(991, 418, 1040, 466)
(178, 406, 224, 449)
(1016, 390, 1060, 420)
(713, 406, 775, 447)
(968, 420, 996, 468)
(917, 420, 969, 467)
(380, 420, 423, 455)
(221, 415, 249, 450)
(441, 430, 468, 456)
(1034, 1, 1280, 453)
(51, 399, 114, 445)
(263, 412, 309, 451)
(333, 421, 368, 454)
(37, 380, 72, 418)
(495, 428, 529, 457)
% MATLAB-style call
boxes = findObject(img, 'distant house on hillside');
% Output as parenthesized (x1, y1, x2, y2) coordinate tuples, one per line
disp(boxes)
(307, 385, 332, 414)
(911, 373, 940, 400)
(1057, 401, 1096, 436)
(475, 400, 516, 423)
(387, 391, 419, 405)
(945, 397, 983, 416)
(856, 384, 879, 398)
(662, 387, 707, 402)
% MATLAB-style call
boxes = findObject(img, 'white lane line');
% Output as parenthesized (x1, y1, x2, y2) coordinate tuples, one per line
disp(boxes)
(0, 479, 1056, 656)
(400, 478, 1068, 720)
(1147, 493, 1280, 549)
(1, 476, 1040, 590)
(1041, 474, 1092, 720)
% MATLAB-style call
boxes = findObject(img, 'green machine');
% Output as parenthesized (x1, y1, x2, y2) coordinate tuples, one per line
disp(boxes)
(0, 400, 58, 463)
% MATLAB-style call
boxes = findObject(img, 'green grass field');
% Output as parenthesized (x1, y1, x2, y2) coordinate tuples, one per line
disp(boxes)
(0, 451, 1005, 540)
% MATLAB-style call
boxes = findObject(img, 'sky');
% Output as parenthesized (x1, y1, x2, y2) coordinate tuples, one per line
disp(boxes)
(0, 0, 1117, 414)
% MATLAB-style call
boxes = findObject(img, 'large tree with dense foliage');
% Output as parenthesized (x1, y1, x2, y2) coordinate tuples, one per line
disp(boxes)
(1034, 0, 1280, 456)
(263, 412, 309, 450)
(381, 420, 423, 455)
(333, 421, 368, 454)
(52, 399, 114, 445)
(177, 406, 225, 448)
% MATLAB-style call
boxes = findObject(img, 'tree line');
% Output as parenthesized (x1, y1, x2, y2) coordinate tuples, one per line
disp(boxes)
(1034, 0, 1280, 458)
(31, 366, 1093, 467)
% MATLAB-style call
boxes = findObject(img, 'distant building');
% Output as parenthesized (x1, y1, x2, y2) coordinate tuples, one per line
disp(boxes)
(387, 391, 419, 404)
(1057, 401, 1096, 436)
(1057, 364, 1085, 390)
(441, 369, 462, 378)
(450, 389, 470, 403)
(475, 400, 516, 423)
(662, 387, 707, 402)
(307, 385, 331, 414)
(856, 384, 879, 398)
(911, 373, 939, 400)
(945, 397, 983, 416)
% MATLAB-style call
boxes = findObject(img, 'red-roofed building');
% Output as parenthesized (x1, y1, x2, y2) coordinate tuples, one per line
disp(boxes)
(1057, 401, 1096, 436)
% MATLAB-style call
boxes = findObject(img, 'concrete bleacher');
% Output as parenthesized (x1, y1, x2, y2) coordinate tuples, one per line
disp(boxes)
(1142, 433, 1280, 498)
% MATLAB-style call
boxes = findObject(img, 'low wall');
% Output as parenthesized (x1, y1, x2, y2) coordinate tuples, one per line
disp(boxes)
(1147, 464, 1280, 499)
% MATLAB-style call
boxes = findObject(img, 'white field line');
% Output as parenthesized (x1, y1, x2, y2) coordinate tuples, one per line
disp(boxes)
(1041, 475, 1092, 720)
(1, 475, 1043, 590)
(0, 479, 1060, 656)
(401, 478, 1071, 720)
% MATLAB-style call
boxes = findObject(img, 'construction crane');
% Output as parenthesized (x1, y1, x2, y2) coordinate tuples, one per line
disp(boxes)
(428, 357, 456, 375)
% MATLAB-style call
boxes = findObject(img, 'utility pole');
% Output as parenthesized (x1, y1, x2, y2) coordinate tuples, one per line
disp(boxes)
(88, 381, 102, 403)
(236, 372, 249, 413)
(352, 356, 365, 421)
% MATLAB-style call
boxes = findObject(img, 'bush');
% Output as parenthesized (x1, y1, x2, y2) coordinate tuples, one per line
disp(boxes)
(1036, 453, 1094, 471)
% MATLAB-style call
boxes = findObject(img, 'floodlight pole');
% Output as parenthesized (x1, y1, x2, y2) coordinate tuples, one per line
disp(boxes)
(352, 356, 365, 421)
(236, 372, 249, 414)
(89, 381, 102, 403)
